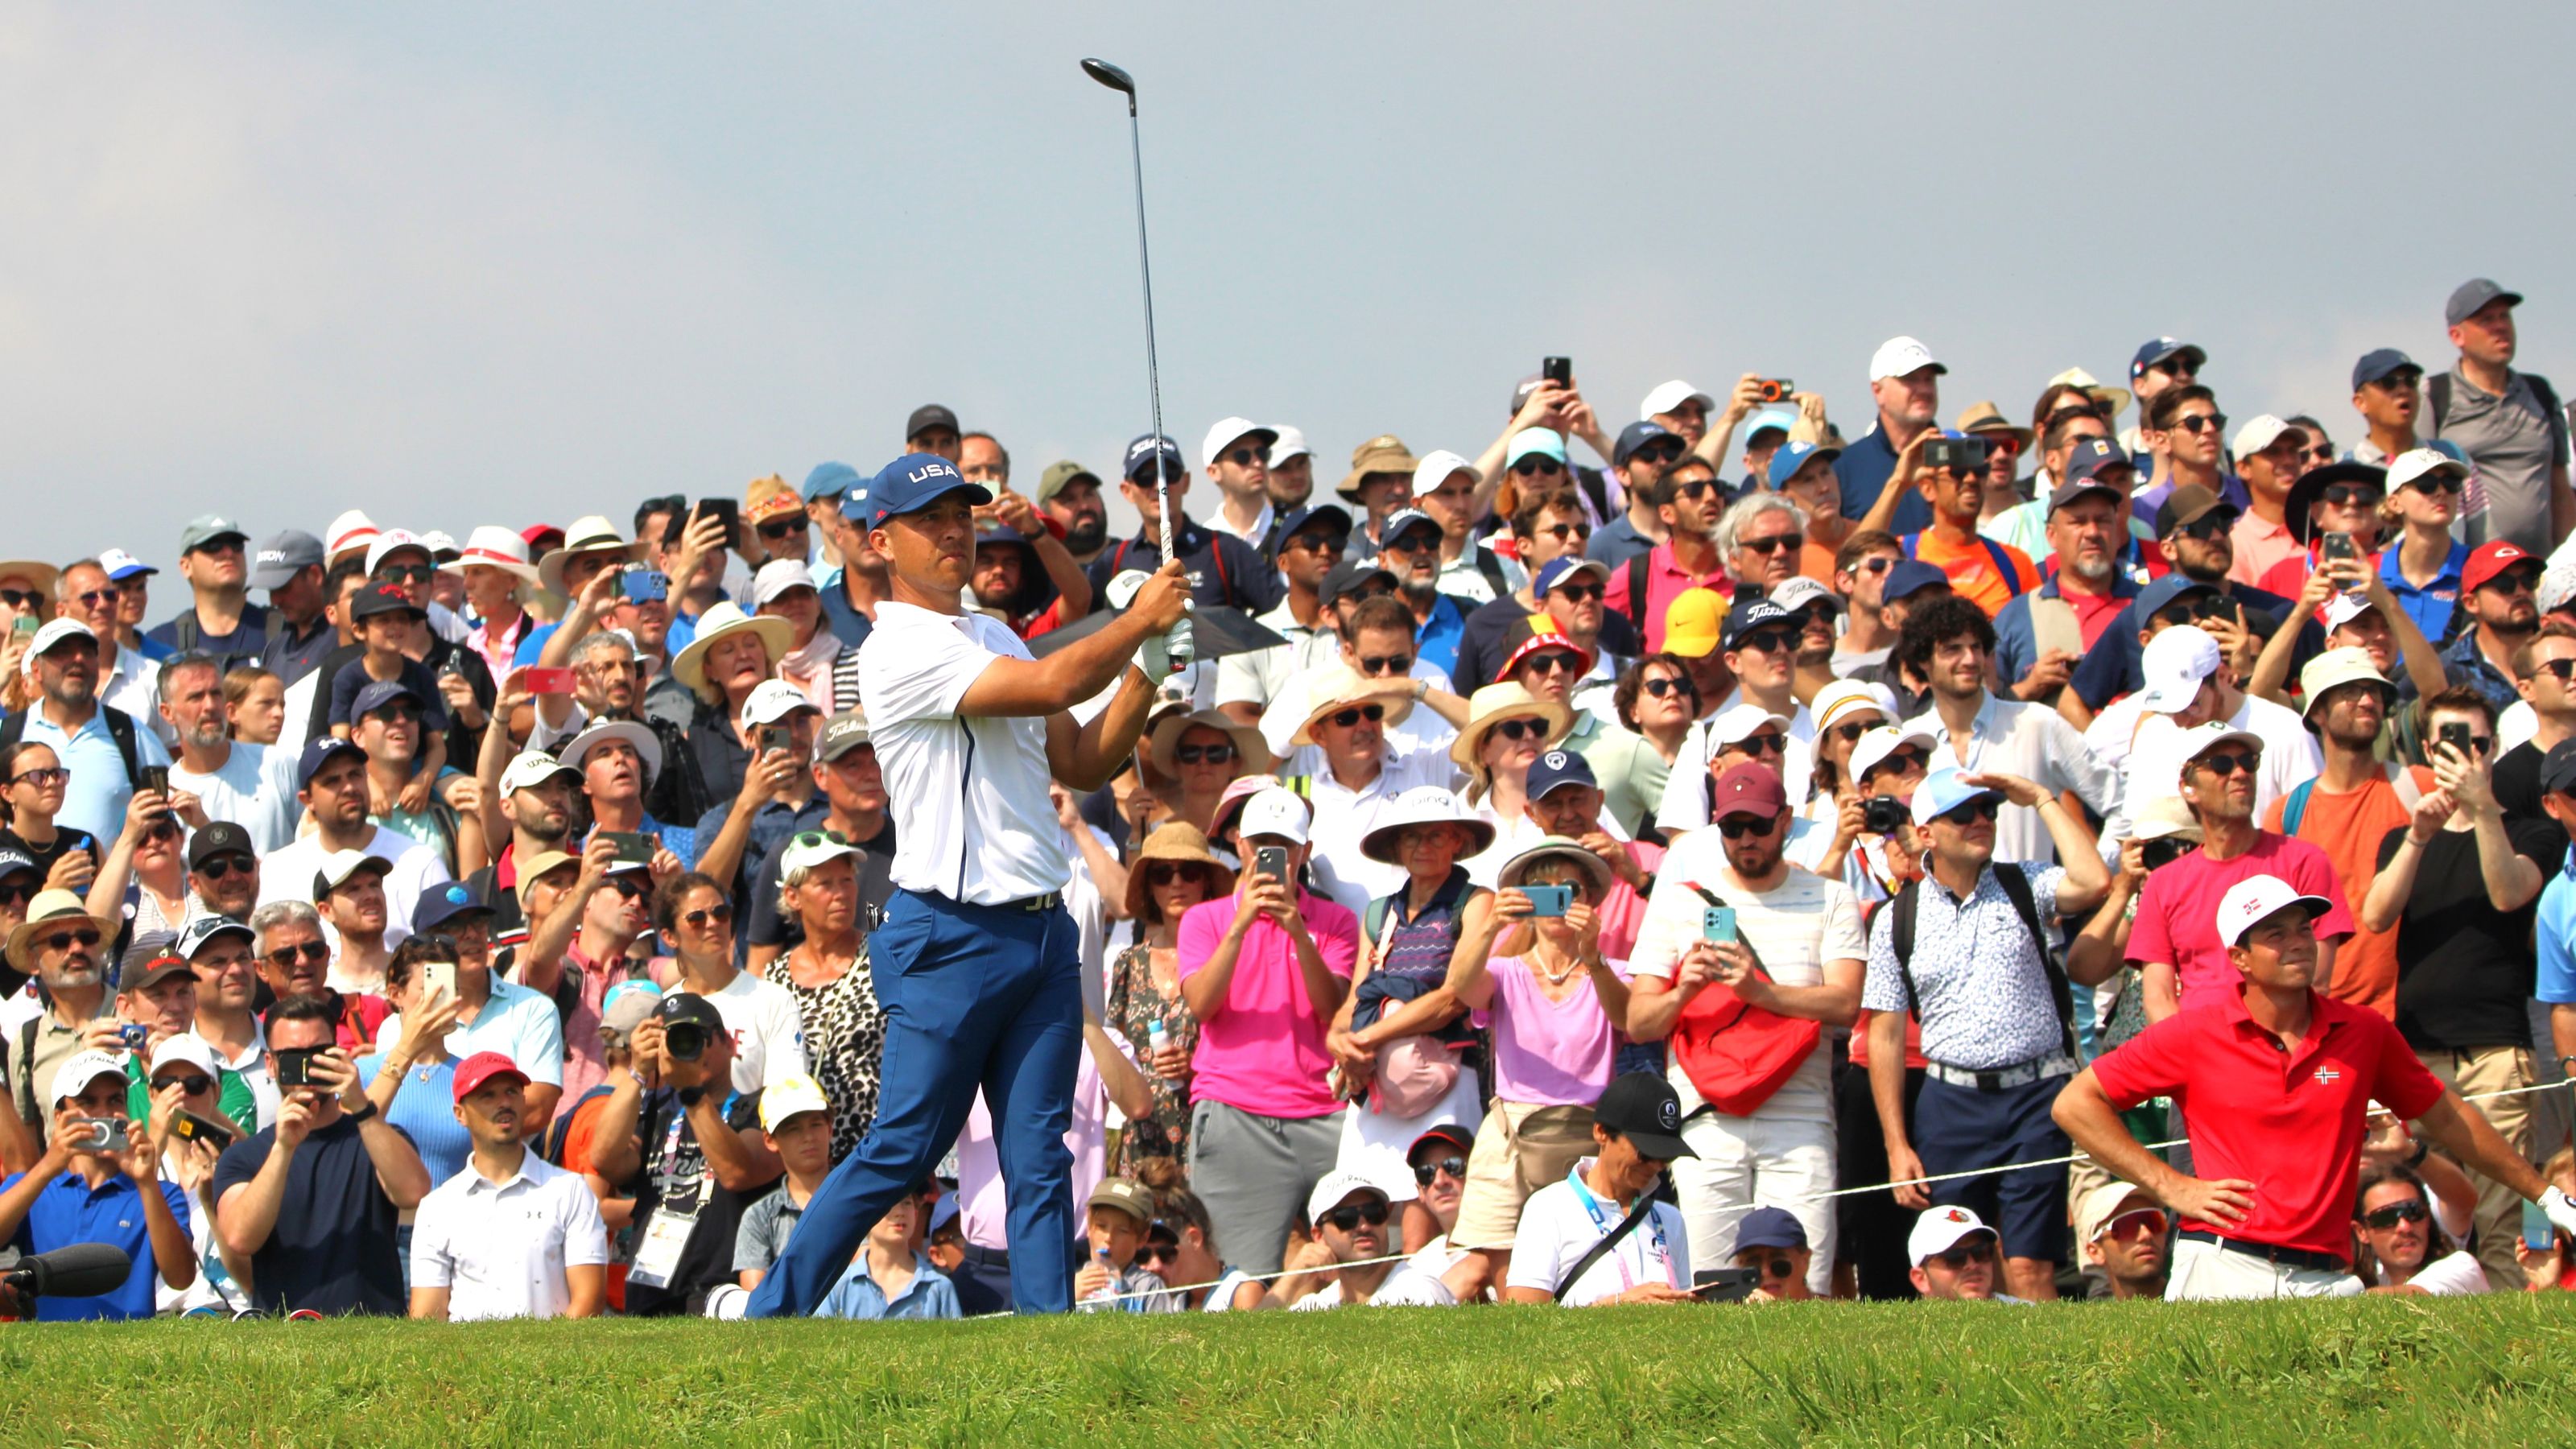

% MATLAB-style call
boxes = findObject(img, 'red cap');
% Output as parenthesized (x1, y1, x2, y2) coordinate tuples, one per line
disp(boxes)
(451, 1051, 530, 1104)
(2463, 539, 2537, 595)
(1710, 762, 1788, 819)
(520, 523, 565, 550)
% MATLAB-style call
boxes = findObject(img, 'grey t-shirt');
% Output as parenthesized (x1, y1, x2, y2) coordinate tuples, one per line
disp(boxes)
(2430, 365, 2569, 553)
(733, 1187, 805, 1276)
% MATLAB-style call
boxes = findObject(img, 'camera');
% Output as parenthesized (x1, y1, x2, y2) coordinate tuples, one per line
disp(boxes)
(1921, 436, 1989, 473)
(1861, 795, 1908, 836)
(66, 1117, 122, 1154)
(664, 1022, 708, 1063)
(271, 1046, 320, 1088)
(1752, 378, 1794, 402)
(116, 1024, 147, 1051)
(2140, 838, 2195, 873)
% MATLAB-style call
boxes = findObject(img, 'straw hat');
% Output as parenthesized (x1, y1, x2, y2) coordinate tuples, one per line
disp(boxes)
(1290, 665, 1416, 747)
(5, 890, 118, 972)
(0, 559, 60, 601)
(1448, 682, 1573, 771)
(536, 515, 646, 594)
(1359, 786, 1496, 866)
(671, 601, 795, 697)
(1953, 400, 2034, 455)
(1123, 823, 1236, 923)
(1148, 710, 1274, 778)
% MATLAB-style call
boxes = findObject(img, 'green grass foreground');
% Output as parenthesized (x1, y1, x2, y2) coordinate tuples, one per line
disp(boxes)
(3, 1296, 2573, 1446)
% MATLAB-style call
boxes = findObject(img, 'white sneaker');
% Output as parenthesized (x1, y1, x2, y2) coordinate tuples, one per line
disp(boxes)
(703, 1284, 749, 1320)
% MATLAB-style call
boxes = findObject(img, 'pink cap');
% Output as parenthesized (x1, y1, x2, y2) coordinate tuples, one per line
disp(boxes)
(451, 1051, 530, 1104)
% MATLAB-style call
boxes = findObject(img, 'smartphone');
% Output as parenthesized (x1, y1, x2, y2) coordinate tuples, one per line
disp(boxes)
(758, 725, 790, 758)
(1702, 906, 1737, 944)
(1691, 1267, 1759, 1302)
(2526, 1200, 2557, 1254)
(1922, 436, 1988, 473)
(138, 765, 169, 798)
(1541, 356, 1572, 388)
(599, 830, 657, 866)
(271, 1046, 320, 1088)
(1254, 845, 1289, 883)
(522, 666, 576, 696)
(65, 1117, 122, 1154)
(1521, 883, 1573, 918)
(696, 498, 741, 553)
(2320, 530, 2359, 564)
(2438, 720, 2477, 758)
(419, 959, 457, 1002)
(171, 1110, 237, 1154)
(1753, 378, 1795, 402)
(617, 568, 670, 604)
(10, 614, 35, 637)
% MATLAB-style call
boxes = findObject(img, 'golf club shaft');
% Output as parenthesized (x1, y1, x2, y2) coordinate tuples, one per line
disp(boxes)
(1116, 86, 1189, 666)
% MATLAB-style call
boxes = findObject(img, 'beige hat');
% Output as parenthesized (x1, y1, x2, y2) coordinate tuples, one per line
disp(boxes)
(745, 473, 802, 525)
(2297, 645, 2396, 721)
(1953, 400, 2033, 454)
(1336, 434, 1418, 502)
(1290, 666, 1416, 747)
(1148, 709, 1274, 778)
(1123, 822, 1235, 923)
(1451, 682, 1573, 772)
(2046, 366, 2132, 422)
(671, 601, 795, 696)
(536, 515, 646, 594)
(2129, 795, 2204, 844)
(2074, 1179, 2161, 1246)
(5, 890, 118, 972)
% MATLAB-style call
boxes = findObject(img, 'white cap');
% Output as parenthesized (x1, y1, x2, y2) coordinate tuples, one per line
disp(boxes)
(2388, 446, 2470, 493)
(1868, 336, 1945, 382)
(1199, 417, 1278, 472)
(441, 525, 540, 582)
(97, 547, 157, 580)
(779, 830, 861, 879)
(1265, 424, 1311, 465)
(25, 617, 96, 662)
(325, 510, 380, 559)
(1410, 449, 1477, 498)
(314, 848, 393, 894)
(1709, 703, 1790, 750)
(758, 1074, 832, 1134)
(2170, 721, 2263, 772)
(1808, 678, 1892, 733)
(739, 678, 818, 729)
(2229, 415, 2293, 465)
(2215, 873, 2332, 947)
(1236, 787, 1311, 846)
(1640, 379, 1716, 420)
(2320, 592, 2380, 634)
(751, 559, 819, 608)
(1848, 724, 1935, 787)
(559, 720, 663, 786)
(51, 1049, 128, 1109)
(2136, 625, 2223, 713)
(1305, 1167, 1391, 1225)
(1770, 576, 1844, 618)
(498, 750, 581, 795)
(363, 528, 431, 579)
(148, 1034, 221, 1080)
(419, 529, 460, 558)
(1907, 1204, 1996, 1265)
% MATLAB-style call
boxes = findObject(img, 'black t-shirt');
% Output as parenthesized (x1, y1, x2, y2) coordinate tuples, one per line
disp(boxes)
(0, 828, 98, 891)
(210, 1114, 410, 1315)
(617, 1086, 774, 1316)
(2380, 817, 2567, 1051)
(2492, 741, 2545, 824)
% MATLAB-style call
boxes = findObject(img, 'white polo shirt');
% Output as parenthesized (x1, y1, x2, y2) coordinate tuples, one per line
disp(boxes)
(1302, 745, 1465, 919)
(857, 600, 1072, 905)
(1653, 693, 1818, 830)
(1506, 1162, 1690, 1306)
(409, 1152, 609, 1321)
(257, 825, 453, 952)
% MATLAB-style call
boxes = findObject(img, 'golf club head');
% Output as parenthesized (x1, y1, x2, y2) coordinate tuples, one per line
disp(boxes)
(1080, 58, 1135, 95)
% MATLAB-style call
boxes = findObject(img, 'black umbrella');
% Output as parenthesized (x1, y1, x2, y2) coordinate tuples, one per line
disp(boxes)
(1030, 603, 1286, 659)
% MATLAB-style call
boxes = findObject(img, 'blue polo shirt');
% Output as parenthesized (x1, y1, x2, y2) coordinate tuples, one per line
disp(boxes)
(1414, 594, 1469, 681)
(1, 1170, 190, 1320)
(1832, 424, 1930, 534)
(8, 704, 169, 842)
(816, 1253, 962, 1319)
(2536, 857, 2576, 1009)
(817, 583, 874, 650)
(2378, 542, 2467, 646)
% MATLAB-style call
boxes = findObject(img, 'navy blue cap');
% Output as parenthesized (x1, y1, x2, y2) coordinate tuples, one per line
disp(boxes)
(349, 580, 424, 621)
(1880, 559, 1951, 603)
(803, 460, 863, 504)
(2129, 336, 2206, 380)
(862, 455, 989, 531)
(1276, 503, 1352, 545)
(351, 678, 424, 720)
(2540, 738, 2576, 796)
(1724, 598, 1795, 649)
(2054, 439, 2136, 514)
(2134, 571, 2220, 621)
(1533, 556, 1609, 599)
(1319, 559, 1397, 606)
(1765, 439, 1842, 490)
(1612, 419, 1680, 468)
(412, 877, 494, 935)
(2351, 348, 2420, 391)
(0, 843, 35, 880)
(2446, 279, 2522, 328)
(1379, 507, 1442, 549)
(1527, 748, 1599, 800)
(1734, 1205, 1809, 1253)
(1122, 434, 1185, 483)
(296, 737, 365, 791)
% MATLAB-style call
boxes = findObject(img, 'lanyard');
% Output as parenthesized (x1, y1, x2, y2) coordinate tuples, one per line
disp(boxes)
(1565, 1166, 1666, 1294)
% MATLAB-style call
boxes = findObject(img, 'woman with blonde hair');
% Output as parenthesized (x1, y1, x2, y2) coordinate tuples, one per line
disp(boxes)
(1105, 824, 1232, 1174)
(1144, 711, 1270, 836)
(1450, 683, 1571, 832)
(670, 601, 794, 807)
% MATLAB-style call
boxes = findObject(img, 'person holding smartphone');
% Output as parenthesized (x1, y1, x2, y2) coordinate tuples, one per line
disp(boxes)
(0, 1049, 195, 1319)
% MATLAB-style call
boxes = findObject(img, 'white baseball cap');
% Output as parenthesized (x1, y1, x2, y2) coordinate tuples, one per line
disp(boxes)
(498, 749, 581, 795)
(1410, 449, 1477, 498)
(752, 559, 819, 608)
(2169, 721, 2263, 773)
(147, 1034, 221, 1080)
(2136, 625, 2223, 713)
(1640, 379, 1716, 420)
(1848, 724, 1936, 787)
(739, 678, 818, 729)
(2230, 415, 2293, 465)
(1236, 787, 1311, 846)
(24, 617, 96, 662)
(1907, 1203, 1996, 1265)
(363, 528, 432, 579)
(1265, 425, 1311, 465)
(1708, 704, 1790, 750)
(2215, 873, 2331, 947)
(1200, 417, 1278, 472)
(2320, 592, 2381, 634)
(2387, 447, 2470, 493)
(1868, 336, 1946, 382)
(1770, 576, 1845, 619)
(51, 1049, 129, 1109)
(97, 547, 158, 581)
(1304, 1168, 1391, 1226)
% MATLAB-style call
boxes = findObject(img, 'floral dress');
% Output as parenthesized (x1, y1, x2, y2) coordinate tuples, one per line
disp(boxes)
(760, 947, 886, 1165)
(1104, 942, 1199, 1174)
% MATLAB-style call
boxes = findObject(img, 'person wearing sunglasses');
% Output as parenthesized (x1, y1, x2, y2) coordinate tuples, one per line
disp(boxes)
(1602, 443, 1733, 658)
(1990, 447, 2144, 709)
(1494, 612, 1609, 745)
(2433, 539, 2549, 721)
(109, 931, 248, 1137)
(2358, 448, 2473, 646)
(1730, 1205, 1815, 1303)
(258, 737, 452, 956)
(1371, 506, 1478, 683)
(1325, 594, 1471, 758)
(2492, 620, 2576, 821)
(1, 739, 101, 905)
(1282, 665, 1456, 921)
(1600, 656, 1699, 836)
(140, 1034, 254, 1313)
(1195, 417, 1281, 548)
(1214, 504, 1356, 728)
(7, 616, 174, 848)
(1585, 423, 1680, 572)
(1450, 683, 1573, 839)
(1145, 712, 1269, 838)
(1107, 824, 1230, 1177)
(1906, 1206, 2012, 1302)
(2134, 385, 2238, 526)
(2069, 1181, 2170, 1301)
(1720, 492, 1813, 596)
(1826, 533, 1908, 681)
(1653, 601, 1819, 834)
(755, 832, 887, 1166)
(1790, 681, 1897, 886)
(1081, 433, 1287, 622)
(2, 888, 126, 1146)
(0, 1046, 196, 1321)
(2351, 1162, 2487, 1295)
(1127, 1157, 1267, 1311)
(0, 844, 39, 979)
(1278, 1170, 1464, 1310)
(52, 560, 168, 749)
(650, 873, 803, 1102)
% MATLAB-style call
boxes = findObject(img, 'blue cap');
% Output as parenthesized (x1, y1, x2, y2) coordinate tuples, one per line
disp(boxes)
(1742, 407, 1797, 442)
(2129, 336, 2206, 381)
(1734, 1206, 1808, 1253)
(1526, 748, 1599, 801)
(1880, 559, 1951, 603)
(1275, 503, 1352, 545)
(1909, 766, 2001, 827)
(1532, 556, 1609, 599)
(1612, 420, 1679, 468)
(1765, 439, 1842, 490)
(1122, 433, 1185, 483)
(2539, 739, 2576, 796)
(2133, 571, 2220, 621)
(2350, 348, 2418, 391)
(296, 737, 365, 791)
(412, 878, 493, 935)
(351, 678, 425, 720)
(862, 455, 989, 531)
(2054, 439, 2136, 510)
(803, 460, 863, 504)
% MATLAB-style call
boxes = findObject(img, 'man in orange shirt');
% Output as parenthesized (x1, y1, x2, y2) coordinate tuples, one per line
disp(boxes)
(2259, 648, 2418, 1018)
(1903, 434, 2038, 617)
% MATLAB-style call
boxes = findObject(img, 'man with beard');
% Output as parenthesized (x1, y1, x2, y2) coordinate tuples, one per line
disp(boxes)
(2074, 1182, 2169, 1300)
(1652, 601, 1822, 828)
(513, 843, 655, 1110)
(407, 1051, 608, 1320)
(3, 620, 167, 840)
(257, 740, 452, 953)
(1035, 460, 1111, 568)
(2428, 541, 2541, 717)
(158, 651, 299, 853)
(525, 629, 707, 828)
(51, 562, 160, 738)
(1083, 435, 1284, 618)
(1834, 337, 1946, 533)
(1892, 597, 2116, 869)
(316, 852, 396, 995)
(1264, 427, 1315, 514)
(1295, 667, 1463, 919)
(2065, 486, 2307, 724)
(1372, 508, 1474, 681)
(5, 889, 124, 1144)
(2257, 650, 2414, 1020)
(1603, 448, 1731, 655)
(185, 824, 262, 923)
(1892, 435, 2039, 619)
(1586, 423, 1684, 571)
(1216, 505, 1353, 728)
(352, 680, 483, 877)
(456, 748, 583, 951)
(1992, 448, 2142, 700)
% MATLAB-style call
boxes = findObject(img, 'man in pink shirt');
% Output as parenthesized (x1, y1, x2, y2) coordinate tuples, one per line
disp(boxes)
(1178, 787, 1362, 1274)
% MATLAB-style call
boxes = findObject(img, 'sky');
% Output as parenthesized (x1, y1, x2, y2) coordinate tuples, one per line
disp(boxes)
(6, 2, 2572, 576)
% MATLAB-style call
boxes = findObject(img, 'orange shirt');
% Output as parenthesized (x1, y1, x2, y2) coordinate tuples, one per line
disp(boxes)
(1911, 528, 2040, 617)
(2260, 767, 2428, 1020)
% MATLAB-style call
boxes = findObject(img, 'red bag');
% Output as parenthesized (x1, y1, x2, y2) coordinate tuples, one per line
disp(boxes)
(1669, 966, 1821, 1117)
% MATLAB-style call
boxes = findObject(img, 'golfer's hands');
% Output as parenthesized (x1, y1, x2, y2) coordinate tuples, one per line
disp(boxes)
(1129, 561, 1191, 632)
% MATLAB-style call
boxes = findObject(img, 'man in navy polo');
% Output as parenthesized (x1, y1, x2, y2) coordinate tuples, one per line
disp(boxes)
(742, 455, 1190, 1318)
(1082, 434, 1285, 617)
(1833, 336, 1946, 533)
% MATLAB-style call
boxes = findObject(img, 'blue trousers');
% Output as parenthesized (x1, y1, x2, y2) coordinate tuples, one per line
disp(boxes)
(1913, 1074, 2070, 1266)
(745, 888, 1084, 1316)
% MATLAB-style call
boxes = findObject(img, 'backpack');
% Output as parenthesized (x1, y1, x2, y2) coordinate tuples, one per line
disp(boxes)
(2279, 765, 2422, 838)
(0, 705, 142, 790)
(1885, 862, 2074, 1059)
(2427, 370, 2565, 455)
(1898, 532, 2031, 605)
(1473, 547, 1512, 601)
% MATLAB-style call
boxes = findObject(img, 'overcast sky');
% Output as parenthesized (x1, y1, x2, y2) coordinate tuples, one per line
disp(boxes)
(6, 2, 2571, 575)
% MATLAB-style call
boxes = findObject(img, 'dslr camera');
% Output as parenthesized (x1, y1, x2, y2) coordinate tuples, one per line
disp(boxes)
(664, 1020, 709, 1063)
(1861, 795, 1909, 836)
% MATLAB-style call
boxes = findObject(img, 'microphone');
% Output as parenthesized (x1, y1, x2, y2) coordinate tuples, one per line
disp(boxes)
(6, 1244, 133, 1299)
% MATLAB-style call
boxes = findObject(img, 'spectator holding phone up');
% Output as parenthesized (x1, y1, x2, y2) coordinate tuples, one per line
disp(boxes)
(0, 1049, 195, 1319)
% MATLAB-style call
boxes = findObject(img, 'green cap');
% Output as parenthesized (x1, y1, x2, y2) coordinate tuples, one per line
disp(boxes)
(1035, 460, 1100, 506)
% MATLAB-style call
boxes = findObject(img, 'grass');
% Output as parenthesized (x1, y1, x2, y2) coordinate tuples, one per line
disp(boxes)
(2, 1296, 2574, 1446)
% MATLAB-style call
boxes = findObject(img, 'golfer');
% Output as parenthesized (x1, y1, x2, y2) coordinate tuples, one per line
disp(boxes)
(744, 455, 1188, 1316)
(2053, 873, 2576, 1299)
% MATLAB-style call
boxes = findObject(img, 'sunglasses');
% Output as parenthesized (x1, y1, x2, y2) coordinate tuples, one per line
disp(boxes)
(2318, 484, 2381, 508)
(607, 875, 650, 899)
(1732, 630, 1797, 655)
(2305, 444, 2339, 462)
(362, 701, 423, 724)
(1674, 479, 1727, 502)
(1223, 447, 1267, 467)
(374, 564, 434, 584)
(1979, 433, 2025, 459)
(1830, 718, 1886, 745)
(1284, 531, 1344, 555)
(791, 830, 854, 851)
(1381, 533, 1439, 555)
(1327, 704, 1387, 729)
(1735, 730, 1786, 756)
(1641, 676, 1696, 699)
(1319, 1199, 1391, 1232)
(1633, 442, 1686, 467)
(2099, 1208, 2169, 1240)
(8, 767, 69, 789)
(683, 902, 736, 928)
(1740, 1256, 1797, 1279)
(757, 518, 809, 540)
(2176, 514, 2235, 543)
(2139, 839, 2197, 872)
(1737, 535, 1801, 555)
(2194, 749, 2261, 777)
(74, 587, 121, 609)
(1512, 457, 1566, 477)
(1143, 861, 1209, 886)
(1930, 1239, 1997, 1269)
(0, 881, 34, 909)
(1550, 583, 1604, 603)
(1356, 654, 1413, 676)
(2483, 571, 2541, 597)
(1538, 521, 1592, 542)
(1136, 1241, 1182, 1267)
(42, 927, 101, 952)
(1935, 796, 2002, 825)
(1868, 747, 1930, 779)
(155, 1075, 214, 1097)
(1520, 653, 1583, 676)
(0, 589, 42, 610)
(1412, 1155, 1468, 1186)
(1715, 812, 1779, 840)
(267, 940, 330, 968)
(1492, 718, 1550, 741)
(2150, 360, 2198, 379)
(2402, 473, 2465, 495)
(1858, 556, 1894, 575)
(1173, 743, 1236, 765)
(193, 855, 254, 881)
(2173, 413, 2228, 436)
(2362, 1199, 2429, 1230)
(2529, 658, 2576, 683)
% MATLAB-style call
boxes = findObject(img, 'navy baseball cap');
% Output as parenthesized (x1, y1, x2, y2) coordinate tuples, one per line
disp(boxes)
(0, 843, 35, 881)
(296, 737, 365, 790)
(1765, 440, 1841, 490)
(2054, 439, 2135, 512)
(2351, 348, 2420, 391)
(1319, 559, 1397, 606)
(1724, 598, 1795, 649)
(2134, 572, 2220, 621)
(1122, 433, 1185, 483)
(2129, 336, 2207, 380)
(1379, 508, 1442, 549)
(862, 455, 989, 531)
(1275, 503, 1352, 546)
(1881, 559, 1951, 602)
(2540, 738, 2576, 796)
(1734, 1205, 1809, 1253)
(413, 878, 494, 935)
(1532, 556, 1609, 599)
(803, 460, 863, 504)
(1612, 420, 1679, 468)
(2446, 278, 2522, 328)
(351, 678, 425, 720)
(349, 580, 423, 621)
(250, 530, 326, 590)
(1526, 748, 1599, 801)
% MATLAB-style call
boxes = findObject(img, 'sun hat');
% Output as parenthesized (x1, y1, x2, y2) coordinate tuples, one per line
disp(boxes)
(1359, 786, 1496, 865)
(1122, 822, 1235, 922)
(671, 601, 795, 696)
(1449, 682, 1573, 772)
(1147, 709, 1273, 778)
(439, 525, 542, 584)
(1290, 666, 1416, 747)
(535, 515, 646, 595)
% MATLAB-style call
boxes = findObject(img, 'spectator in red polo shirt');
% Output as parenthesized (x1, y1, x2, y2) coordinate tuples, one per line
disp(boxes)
(2054, 873, 2576, 1300)
(1601, 456, 1732, 655)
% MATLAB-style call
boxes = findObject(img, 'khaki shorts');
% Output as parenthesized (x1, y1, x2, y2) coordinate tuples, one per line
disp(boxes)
(1451, 1100, 1596, 1251)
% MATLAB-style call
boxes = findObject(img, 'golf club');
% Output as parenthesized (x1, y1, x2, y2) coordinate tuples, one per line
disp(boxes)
(1080, 55, 1191, 670)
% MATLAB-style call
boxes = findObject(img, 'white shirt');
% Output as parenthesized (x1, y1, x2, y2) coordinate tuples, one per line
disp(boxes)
(701, 970, 808, 1098)
(275, 667, 320, 761)
(1204, 500, 1276, 547)
(1302, 745, 1467, 919)
(256, 825, 453, 952)
(1260, 662, 1459, 762)
(169, 742, 303, 855)
(1289, 1257, 1458, 1310)
(857, 600, 1072, 904)
(2396, 1250, 2491, 1296)
(1903, 692, 2120, 867)
(408, 1152, 609, 1321)
(1507, 1163, 1690, 1306)
(377, 977, 568, 1086)
(100, 646, 165, 747)
(1653, 694, 1818, 830)
(2116, 691, 2322, 836)
(1216, 602, 1340, 716)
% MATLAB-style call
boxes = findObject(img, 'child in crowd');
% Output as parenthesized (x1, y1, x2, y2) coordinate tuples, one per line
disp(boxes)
(814, 1179, 960, 1320)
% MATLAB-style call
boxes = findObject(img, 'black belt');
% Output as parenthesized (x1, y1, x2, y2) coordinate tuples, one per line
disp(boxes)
(2176, 1229, 2347, 1274)
(1011, 890, 1063, 912)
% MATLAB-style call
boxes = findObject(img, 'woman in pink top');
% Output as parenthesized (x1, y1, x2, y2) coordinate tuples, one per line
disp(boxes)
(1440, 837, 1630, 1298)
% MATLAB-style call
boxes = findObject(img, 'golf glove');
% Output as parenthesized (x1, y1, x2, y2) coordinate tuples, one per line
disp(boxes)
(2541, 1186, 2576, 1240)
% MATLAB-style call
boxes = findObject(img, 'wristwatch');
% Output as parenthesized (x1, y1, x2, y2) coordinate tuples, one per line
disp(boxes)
(344, 1100, 380, 1125)
(677, 1085, 707, 1109)
(2405, 1137, 2429, 1169)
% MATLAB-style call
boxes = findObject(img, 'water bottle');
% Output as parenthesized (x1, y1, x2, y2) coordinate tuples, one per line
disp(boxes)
(1085, 1245, 1121, 1304)
(1147, 1018, 1170, 1057)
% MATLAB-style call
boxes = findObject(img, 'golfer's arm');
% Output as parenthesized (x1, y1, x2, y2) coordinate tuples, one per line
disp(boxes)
(959, 613, 1162, 719)
(1049, 667, 1158, 792)
(2414, 1088, 2550, 1203)
(2050, 1070, 2183, 1200)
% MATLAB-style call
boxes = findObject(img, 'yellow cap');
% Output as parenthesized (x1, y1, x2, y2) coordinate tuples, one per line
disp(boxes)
(1663, 586, 1731, 658)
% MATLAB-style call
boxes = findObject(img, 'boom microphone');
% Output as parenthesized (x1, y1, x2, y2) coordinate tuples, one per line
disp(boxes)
(6, 1243, 134, 1299)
